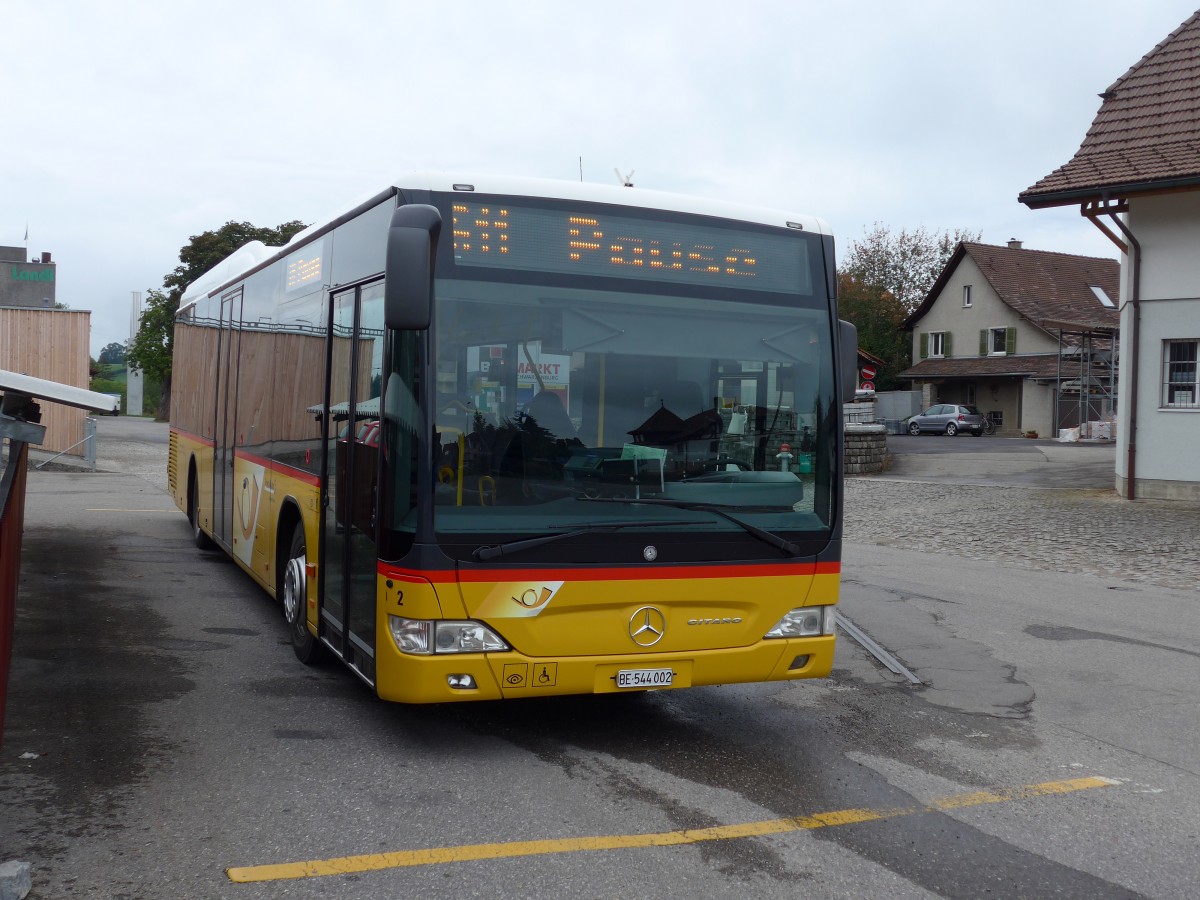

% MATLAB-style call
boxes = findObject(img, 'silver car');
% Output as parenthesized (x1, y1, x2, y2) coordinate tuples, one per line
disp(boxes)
(907, 404, 986, 436)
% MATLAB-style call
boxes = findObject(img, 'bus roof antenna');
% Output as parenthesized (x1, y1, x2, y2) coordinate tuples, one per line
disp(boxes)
(614, 168, 635, 187)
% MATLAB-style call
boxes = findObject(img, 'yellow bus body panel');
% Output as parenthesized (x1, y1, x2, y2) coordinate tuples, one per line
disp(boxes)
(170, 429, 321, 609)
(375, 569, 839, 704)
(174, 427, 840, 705)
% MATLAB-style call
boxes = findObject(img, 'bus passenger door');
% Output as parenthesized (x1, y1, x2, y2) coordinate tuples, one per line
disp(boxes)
(214, 288, 243, 548)
(321, 281, 385, 684)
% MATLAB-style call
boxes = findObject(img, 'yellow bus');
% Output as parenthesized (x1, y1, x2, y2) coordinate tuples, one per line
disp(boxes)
(168, 174, 857, 703)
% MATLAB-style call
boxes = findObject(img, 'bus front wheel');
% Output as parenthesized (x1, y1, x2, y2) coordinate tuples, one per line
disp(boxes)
(281, 524, 323, 665)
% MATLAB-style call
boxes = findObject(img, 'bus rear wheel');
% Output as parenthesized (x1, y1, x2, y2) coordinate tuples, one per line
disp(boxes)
(281, 525, 323, 665)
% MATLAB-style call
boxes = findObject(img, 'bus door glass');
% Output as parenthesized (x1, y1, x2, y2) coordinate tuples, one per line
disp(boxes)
(214, 288, 243, 547)
(322, 281, 385, 682)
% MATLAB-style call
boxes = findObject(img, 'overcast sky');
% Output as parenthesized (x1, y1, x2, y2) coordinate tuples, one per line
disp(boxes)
(3, 1, 1196, 357)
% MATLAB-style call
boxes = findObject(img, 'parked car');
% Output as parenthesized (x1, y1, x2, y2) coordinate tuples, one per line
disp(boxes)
(907, 404, 986, 436)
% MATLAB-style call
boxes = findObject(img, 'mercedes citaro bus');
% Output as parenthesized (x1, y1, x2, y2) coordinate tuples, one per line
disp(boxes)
(168, 173, 856, 703)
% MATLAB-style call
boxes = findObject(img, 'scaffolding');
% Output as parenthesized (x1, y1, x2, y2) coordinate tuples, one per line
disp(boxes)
(1044, 320, 1119, 440)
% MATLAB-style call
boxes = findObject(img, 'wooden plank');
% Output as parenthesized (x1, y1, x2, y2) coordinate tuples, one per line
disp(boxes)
(0, 309, 91, 455)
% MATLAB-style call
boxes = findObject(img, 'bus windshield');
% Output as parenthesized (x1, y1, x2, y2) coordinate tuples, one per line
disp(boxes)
(428, 198, 837, 563)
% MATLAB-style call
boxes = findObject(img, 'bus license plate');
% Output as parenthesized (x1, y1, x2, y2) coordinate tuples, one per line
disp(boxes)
(616, 668, 675, 689)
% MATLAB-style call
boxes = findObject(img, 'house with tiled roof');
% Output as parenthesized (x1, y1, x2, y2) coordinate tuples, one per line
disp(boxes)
(1021, 10, 1200, 500)
(900, 241, 1119, 436)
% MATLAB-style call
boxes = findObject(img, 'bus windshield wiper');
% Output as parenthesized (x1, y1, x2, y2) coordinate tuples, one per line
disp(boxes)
(578, 497, 801, 557)
(472, 520, 684, 562)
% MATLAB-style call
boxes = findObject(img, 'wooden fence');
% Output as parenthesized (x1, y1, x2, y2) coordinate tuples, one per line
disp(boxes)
(0, 308, 91, 456)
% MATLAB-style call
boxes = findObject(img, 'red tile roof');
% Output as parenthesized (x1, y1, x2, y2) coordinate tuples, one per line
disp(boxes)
(905, 242, 1120, 332)
(900, 354, 1064, 380)
(1021, 11, 1200, 206)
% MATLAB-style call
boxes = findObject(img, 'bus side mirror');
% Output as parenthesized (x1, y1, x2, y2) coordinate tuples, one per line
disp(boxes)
(838, 319, 858, 401)
(384, 204, 442, 330)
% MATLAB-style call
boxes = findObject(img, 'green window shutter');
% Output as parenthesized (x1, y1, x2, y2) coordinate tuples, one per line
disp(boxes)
(979, 330, 987, 356)
(1006, 327, 1017, 354)
(920, 333, 929, 359)
(944, 331, 953, 357)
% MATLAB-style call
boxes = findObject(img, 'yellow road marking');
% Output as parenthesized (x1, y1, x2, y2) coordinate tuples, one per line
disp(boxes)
(226, 775, 1118, 883)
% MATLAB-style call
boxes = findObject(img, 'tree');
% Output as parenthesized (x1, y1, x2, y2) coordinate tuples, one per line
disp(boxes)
(98, 341, 126, 365)
(836, 273, 910, 392)
(127, 219, 307, 419)
(836, 223, 981, 390)
(840, 223, 980, 316)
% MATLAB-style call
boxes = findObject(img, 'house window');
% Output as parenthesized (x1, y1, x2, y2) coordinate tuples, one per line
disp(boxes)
(1090, 285, 1115, 308)
(983, 326, 1013, 356)
(991, 327, 1007, 354)
(1163, 340, 1199, 408)
(919, 331, 952, 359)
(963, 285, 973, 308)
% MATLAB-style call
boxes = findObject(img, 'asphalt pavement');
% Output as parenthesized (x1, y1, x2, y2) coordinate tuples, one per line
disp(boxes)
(3, 419, 1199, 897)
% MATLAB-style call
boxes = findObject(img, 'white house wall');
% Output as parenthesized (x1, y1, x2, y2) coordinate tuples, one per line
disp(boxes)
(1119, 193, 1200, 500)
(911, 256, 1059, 361)
(1021, 379, 1055, 438)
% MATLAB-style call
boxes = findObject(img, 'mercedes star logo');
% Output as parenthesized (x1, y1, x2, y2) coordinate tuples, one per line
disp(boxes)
(629, 606, 666, 647)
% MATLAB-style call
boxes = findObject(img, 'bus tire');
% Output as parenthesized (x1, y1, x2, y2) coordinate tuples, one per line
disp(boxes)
(190, 473, 217, 550)
(281, 524, 323, 665)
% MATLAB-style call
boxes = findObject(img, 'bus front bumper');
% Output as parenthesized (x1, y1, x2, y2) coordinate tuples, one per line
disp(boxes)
(374, 635, 834, 704)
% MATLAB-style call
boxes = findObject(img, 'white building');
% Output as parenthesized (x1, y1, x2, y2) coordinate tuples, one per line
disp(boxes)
(1021, 10, 1200, 501)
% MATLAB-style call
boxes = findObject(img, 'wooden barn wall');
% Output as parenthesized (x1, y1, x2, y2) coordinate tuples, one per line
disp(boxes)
(0, 309, 91, 455)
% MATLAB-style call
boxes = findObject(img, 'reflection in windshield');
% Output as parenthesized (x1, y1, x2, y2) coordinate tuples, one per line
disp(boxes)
(433, 282, 834, 547)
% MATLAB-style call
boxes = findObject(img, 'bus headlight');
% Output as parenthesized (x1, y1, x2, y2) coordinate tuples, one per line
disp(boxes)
(764, 606, 835, 639)
(388, 616, 509, 655)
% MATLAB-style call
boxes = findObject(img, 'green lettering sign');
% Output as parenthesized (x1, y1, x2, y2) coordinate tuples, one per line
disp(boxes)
(10, 266, 54, 282)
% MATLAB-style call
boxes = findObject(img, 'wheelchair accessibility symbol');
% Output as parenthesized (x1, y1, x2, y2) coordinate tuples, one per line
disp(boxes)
(532, 663, 558, 687)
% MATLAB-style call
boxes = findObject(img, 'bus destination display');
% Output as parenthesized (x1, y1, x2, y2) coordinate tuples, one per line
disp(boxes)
(449, 200, 809, 294)
(285, 249, 322, 293)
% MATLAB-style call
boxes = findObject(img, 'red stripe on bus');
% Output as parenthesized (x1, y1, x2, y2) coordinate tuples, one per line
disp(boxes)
(235, 449, 321, 488)
(171, 429, 320, 487)
(171, 427, 215, 447)
(379, 561, 840, 584)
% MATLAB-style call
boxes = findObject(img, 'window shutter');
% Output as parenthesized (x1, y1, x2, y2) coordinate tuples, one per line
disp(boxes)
(920, 333, 929, 359)
(979, 330, 987, 356)
(944, 331, 953, 357)
(1006, 327, 1017, 354)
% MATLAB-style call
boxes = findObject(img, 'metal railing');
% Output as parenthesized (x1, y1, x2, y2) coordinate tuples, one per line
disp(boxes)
(33, 417, 97, 471)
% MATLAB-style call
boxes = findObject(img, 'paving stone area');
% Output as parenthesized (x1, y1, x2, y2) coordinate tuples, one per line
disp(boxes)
(21, 419, 1200, 594)
(845, 477, 1200, 592)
